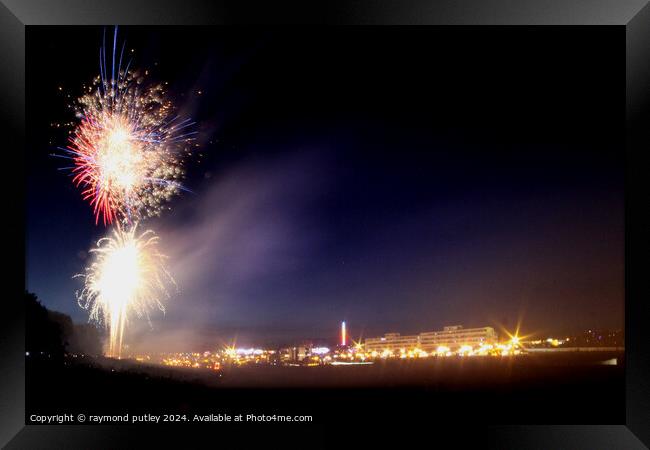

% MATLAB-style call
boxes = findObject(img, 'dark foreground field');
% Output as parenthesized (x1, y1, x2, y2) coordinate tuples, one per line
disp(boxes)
(26, 351, 624, 425)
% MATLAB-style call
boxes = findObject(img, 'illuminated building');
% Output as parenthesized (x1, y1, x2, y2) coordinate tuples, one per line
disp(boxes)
(365, 332, 419, 352)
(279, 345, 310, 362)
(418, 325, 498, 350)
(364, 325, 498, 352)
(341, 321, 347, 346)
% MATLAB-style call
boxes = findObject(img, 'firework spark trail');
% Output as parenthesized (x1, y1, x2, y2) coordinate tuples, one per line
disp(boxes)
(61, 27, 198, 358)
(63, 26, 196, 226)
(75, 224, 176, 358)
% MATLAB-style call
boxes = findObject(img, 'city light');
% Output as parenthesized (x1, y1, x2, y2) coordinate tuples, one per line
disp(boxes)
(146, 324, 566, 371)
(312, 347, 330, 355)
(458, 345, 473, 356)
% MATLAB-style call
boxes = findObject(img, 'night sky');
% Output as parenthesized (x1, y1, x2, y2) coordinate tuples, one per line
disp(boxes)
(26, 27, 624, 350)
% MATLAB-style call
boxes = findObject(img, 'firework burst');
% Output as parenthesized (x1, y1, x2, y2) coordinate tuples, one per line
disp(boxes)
(75, 224, 175, 358)
(62, 27, 195, 225)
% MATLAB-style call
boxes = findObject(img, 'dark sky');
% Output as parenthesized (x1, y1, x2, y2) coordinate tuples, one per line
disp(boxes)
(26, 26, 624, 350)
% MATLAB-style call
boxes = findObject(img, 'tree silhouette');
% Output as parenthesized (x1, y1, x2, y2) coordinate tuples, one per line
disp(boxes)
(25, 290, 104, 359)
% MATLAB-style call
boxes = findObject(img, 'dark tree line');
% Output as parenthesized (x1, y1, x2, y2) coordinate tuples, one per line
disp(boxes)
(25, 291, 103, 359)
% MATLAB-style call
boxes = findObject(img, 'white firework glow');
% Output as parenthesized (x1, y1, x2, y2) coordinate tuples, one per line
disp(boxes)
(75, 224, 175, 358)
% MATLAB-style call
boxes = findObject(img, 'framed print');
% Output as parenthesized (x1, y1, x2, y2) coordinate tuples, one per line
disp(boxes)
(2, 1, 649, 448)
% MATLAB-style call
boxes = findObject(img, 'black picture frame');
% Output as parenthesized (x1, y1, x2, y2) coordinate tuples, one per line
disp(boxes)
(2, 1, 649, 448)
